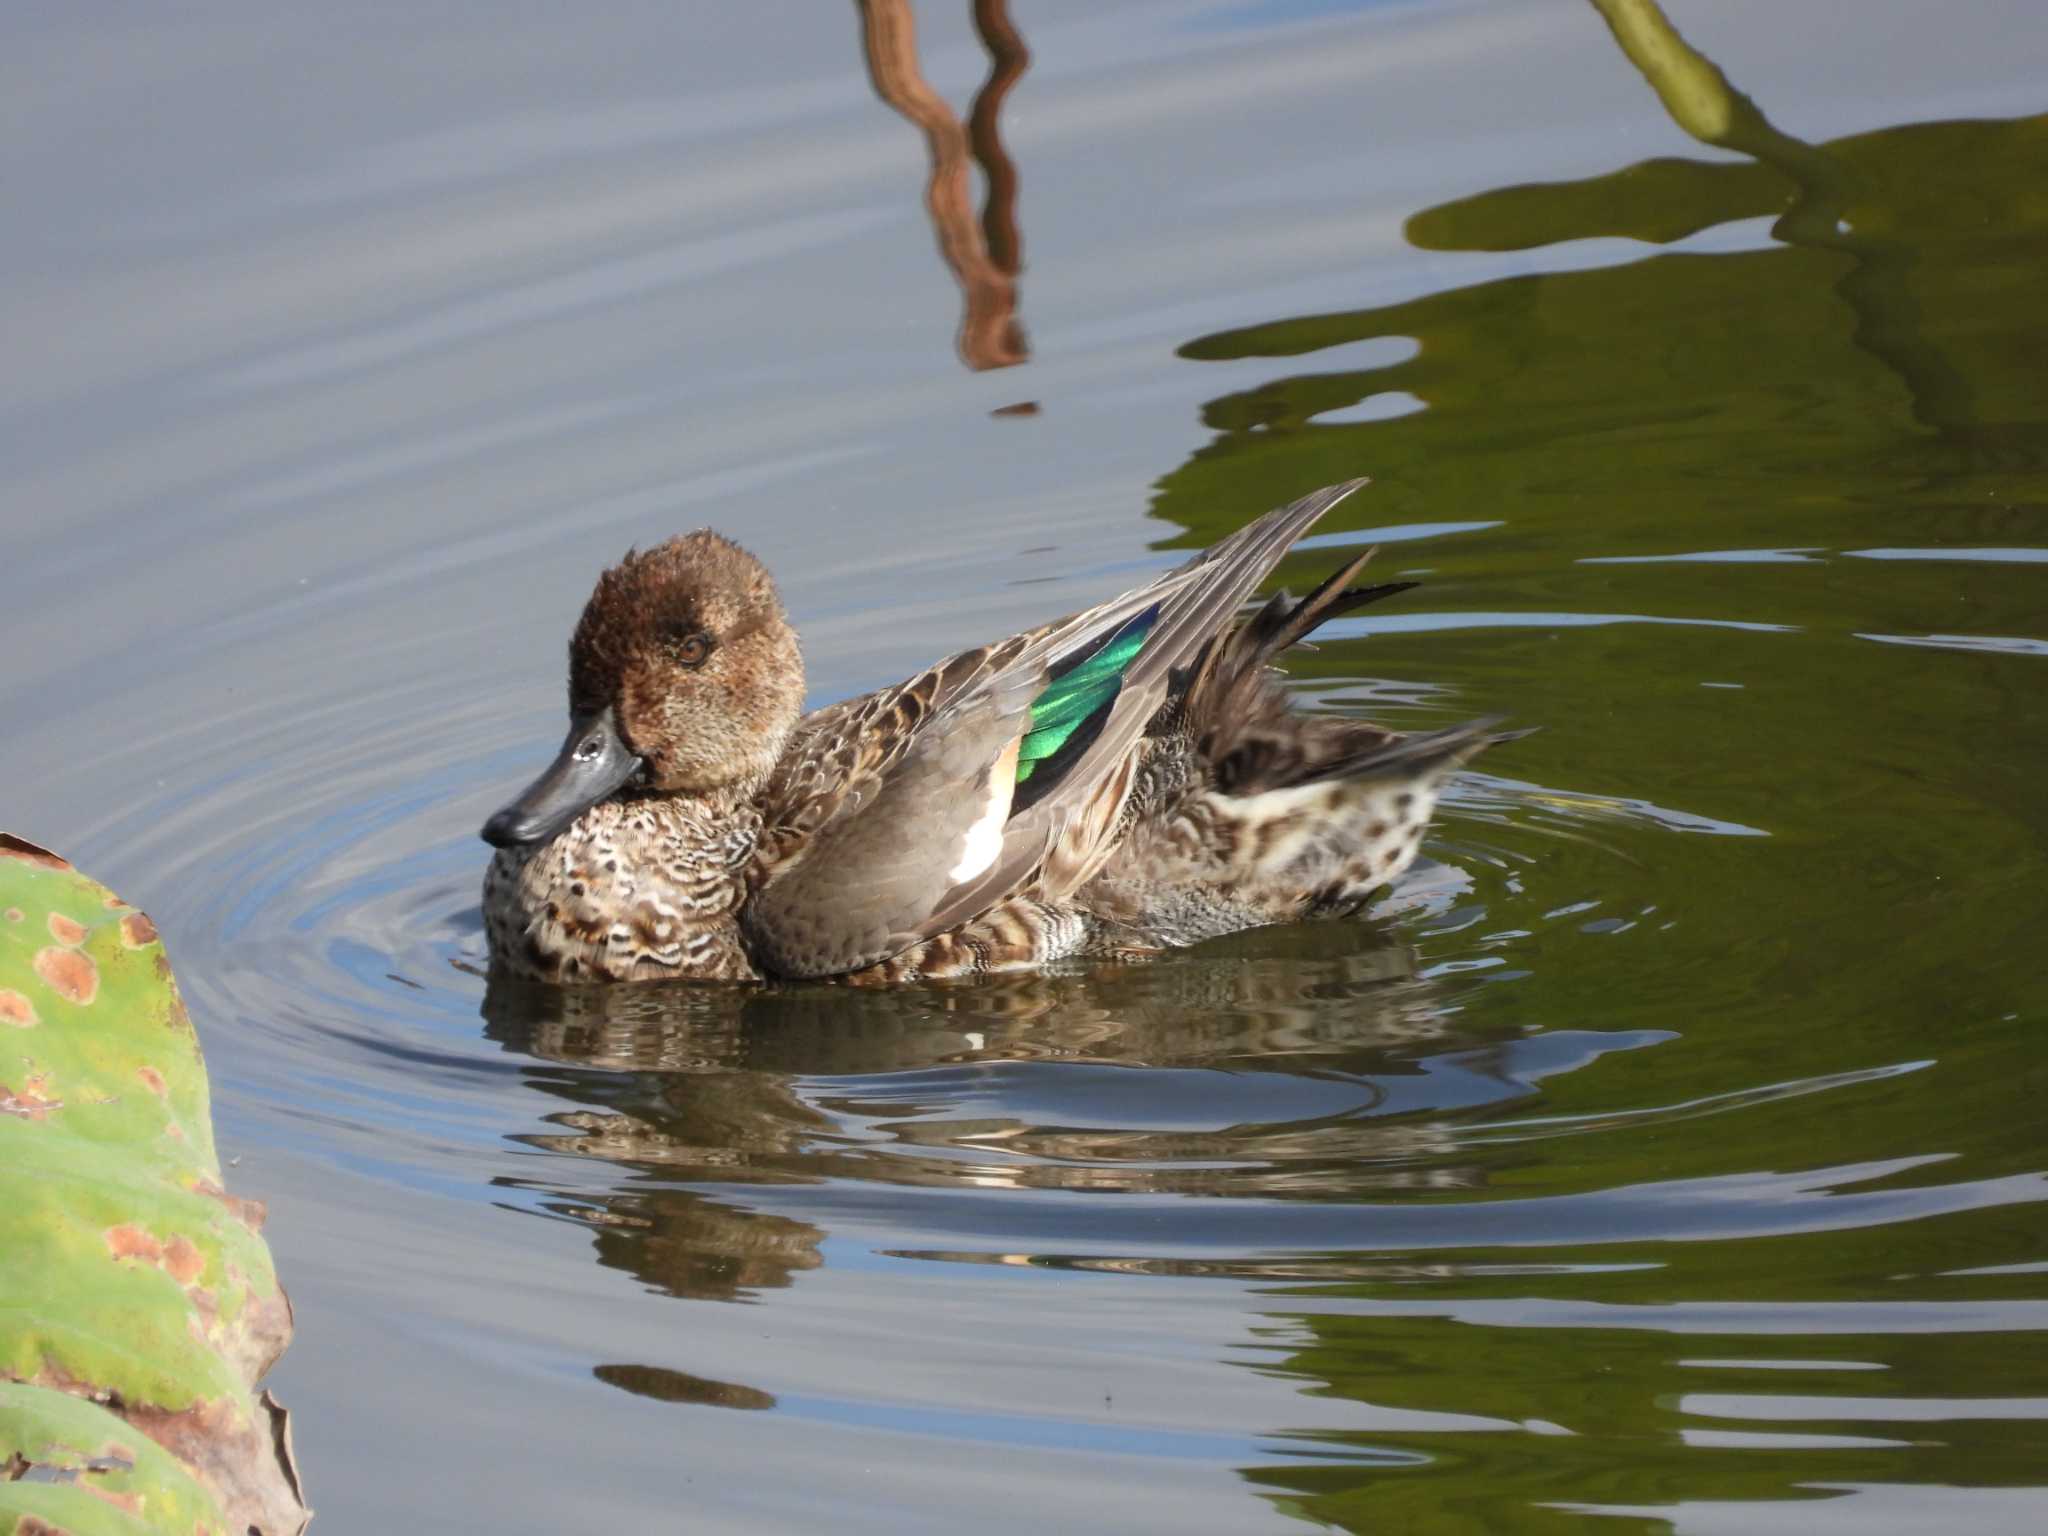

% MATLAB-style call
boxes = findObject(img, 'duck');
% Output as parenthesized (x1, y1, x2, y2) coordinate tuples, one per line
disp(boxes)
(479, 479, 1508, 984)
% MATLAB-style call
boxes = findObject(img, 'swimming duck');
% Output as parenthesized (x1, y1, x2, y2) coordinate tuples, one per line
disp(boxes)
(480, 479, 1505, 984)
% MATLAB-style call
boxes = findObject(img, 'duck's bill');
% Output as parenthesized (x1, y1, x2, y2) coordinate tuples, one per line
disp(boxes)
(480, 707, 643, 849)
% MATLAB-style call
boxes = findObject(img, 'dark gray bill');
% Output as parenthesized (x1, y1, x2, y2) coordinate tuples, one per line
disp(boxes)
(480, 706, 642, 848)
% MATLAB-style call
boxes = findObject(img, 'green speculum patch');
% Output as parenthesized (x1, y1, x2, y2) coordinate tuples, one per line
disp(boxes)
(1013, 603, 1159, 806)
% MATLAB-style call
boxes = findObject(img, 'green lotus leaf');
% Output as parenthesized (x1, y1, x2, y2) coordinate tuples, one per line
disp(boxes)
(0, 835, 306, 1536)
(0, 1383, 229, 1536)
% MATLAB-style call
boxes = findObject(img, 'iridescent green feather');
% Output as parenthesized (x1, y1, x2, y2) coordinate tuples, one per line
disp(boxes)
(1015, 607, 1157, 785)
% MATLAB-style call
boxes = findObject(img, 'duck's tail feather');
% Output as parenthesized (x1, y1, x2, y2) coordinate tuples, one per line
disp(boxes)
(1248, 547, 1418, 667)
(1180, 545, 1518, 796)
(1185, 547, 1408, 711)
(1285, 717, 1504, 786)
(1212, 715, 1502, 795)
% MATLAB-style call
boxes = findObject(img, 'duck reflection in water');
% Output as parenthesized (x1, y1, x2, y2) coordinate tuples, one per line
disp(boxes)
(482, 916, 1505, 1312)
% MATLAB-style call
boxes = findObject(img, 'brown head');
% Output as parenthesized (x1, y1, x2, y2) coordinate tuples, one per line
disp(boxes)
(481, 531, 803, 849)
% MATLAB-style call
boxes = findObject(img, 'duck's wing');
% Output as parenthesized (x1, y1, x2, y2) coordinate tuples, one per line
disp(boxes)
(744, 480, 1368, 979)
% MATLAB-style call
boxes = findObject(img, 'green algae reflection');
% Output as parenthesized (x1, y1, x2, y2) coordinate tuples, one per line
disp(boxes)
(1149, 12, 2048, 1530)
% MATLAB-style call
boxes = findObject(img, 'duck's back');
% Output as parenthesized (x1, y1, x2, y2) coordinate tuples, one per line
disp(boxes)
(486, 482, 1507, 987)
(737, 481, 1504, 983)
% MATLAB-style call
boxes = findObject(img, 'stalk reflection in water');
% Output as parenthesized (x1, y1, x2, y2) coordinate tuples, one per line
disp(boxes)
(855, 0, 1030, 373)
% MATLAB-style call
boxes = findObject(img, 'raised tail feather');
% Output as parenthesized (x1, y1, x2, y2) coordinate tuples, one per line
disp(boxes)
(1247, 546, 1418, 664)
(1190, 545, 1408, 702)
(1183, 545, 1504, 795)
(1287, 717, 1506, 785)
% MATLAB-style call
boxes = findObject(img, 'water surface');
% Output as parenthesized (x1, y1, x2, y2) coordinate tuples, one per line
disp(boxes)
(3, 2, 2045, 1531)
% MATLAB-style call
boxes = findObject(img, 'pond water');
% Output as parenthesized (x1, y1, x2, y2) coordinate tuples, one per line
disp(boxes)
(4, 1, 2046, 1530)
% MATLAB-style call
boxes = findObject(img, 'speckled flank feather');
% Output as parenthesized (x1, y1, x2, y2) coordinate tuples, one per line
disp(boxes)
(480, 480, 1515, 984)
(483, 789, 763, 981)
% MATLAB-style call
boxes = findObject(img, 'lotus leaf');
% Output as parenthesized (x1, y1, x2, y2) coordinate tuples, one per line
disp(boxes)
(0, 835, 306, 1536)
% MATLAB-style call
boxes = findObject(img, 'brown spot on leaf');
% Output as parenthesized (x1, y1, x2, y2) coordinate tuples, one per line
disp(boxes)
(164, 1235, 205, 1285)
(119, 911, 160, 948)
(137, 1065, 167, 1096)
(123, 1391, 309, 1536)
(34, 945, 99, 1005)
(187, 1282, 223, 1346)
(15, 1516, 67, 1536)
(1, 1072, 62, 1118)
(195, 1178, 269, 1233)
(106, 1223, 166, 1264)
(0, 832, 70, 870)
(4, 906, 21, 922)
(47, 912, 88, 946)
(0, 989, 36, 1027)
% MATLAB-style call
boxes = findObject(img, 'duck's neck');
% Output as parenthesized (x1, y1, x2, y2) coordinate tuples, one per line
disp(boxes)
(483, 784, 766, 982)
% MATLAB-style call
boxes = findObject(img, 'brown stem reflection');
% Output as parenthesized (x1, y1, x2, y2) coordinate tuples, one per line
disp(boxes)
(856, 0, 1030, 371)
(594, 1363, 776, 1412)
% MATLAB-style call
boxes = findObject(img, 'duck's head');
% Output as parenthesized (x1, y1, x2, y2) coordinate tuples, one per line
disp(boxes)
(480, 531, 803, 849)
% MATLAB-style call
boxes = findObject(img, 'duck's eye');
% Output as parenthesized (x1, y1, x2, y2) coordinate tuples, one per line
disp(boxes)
(672, 632, 713, 668)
